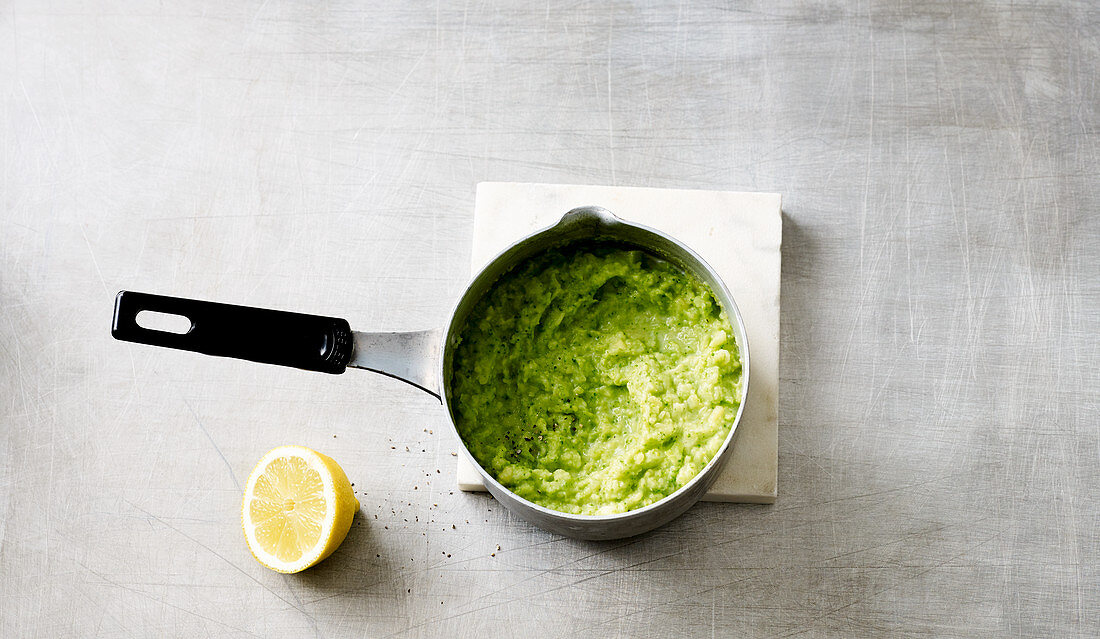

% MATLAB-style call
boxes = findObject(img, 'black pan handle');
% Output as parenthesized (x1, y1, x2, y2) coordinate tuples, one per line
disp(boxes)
(112, 291, 353, 374)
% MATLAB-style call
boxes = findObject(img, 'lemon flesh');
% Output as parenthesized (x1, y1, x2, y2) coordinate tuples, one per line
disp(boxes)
(242, 446, 359, 573)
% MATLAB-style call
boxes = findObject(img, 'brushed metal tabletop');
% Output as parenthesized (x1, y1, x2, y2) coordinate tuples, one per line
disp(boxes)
(1, 1, 1096, 637)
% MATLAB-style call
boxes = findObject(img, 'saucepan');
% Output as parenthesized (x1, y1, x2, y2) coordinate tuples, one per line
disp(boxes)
(112, 206, 750, 540)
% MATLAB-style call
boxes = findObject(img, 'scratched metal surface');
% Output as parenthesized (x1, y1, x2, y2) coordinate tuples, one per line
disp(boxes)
(1, 1, 1097, 636)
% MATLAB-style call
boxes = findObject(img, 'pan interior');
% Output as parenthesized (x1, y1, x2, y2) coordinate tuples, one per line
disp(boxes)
(442, 221, 745, 516)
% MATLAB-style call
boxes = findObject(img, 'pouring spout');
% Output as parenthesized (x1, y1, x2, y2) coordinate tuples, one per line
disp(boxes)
(557, 205, 621, 229)
(348, 329, 443, 400)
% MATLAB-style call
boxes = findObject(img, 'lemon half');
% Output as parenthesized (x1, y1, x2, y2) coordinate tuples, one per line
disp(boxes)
(241, 446, 359, 573)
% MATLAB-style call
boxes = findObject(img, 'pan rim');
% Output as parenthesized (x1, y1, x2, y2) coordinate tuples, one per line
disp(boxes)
(440, 206, 751, 528)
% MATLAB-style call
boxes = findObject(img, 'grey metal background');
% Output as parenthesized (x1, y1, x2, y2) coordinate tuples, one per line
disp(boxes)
(1, 1, 1096, 636)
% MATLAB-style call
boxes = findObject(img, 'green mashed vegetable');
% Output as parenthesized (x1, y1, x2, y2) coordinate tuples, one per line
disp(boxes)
(450, 243, 742, 515)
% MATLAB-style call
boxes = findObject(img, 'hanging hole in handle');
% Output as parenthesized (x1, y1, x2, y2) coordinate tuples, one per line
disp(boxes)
(135, 310, 193, 334)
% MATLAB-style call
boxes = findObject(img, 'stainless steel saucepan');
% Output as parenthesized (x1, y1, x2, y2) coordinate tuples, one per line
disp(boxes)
(112, 206, 750, 540)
